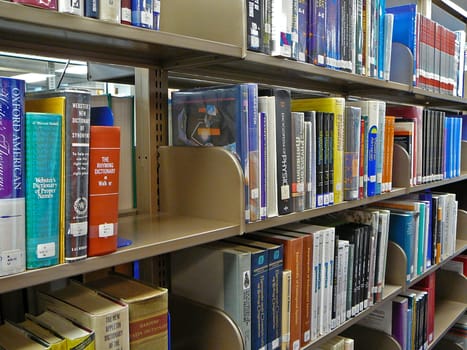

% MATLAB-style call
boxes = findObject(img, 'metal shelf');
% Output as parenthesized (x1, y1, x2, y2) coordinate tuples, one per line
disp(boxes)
(432, 0, 467, 23)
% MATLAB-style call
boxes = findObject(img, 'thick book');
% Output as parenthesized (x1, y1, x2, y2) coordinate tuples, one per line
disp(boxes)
(85, 273, 168, 349)
(281, 269, 292, 350)
(0, 322, 50, 349)
(292, 97, 345, 204)
(249, 231, 303, 350)
(325, 0, 341, 69)
(316, 111, 325, 207)
(99, 0, 120, 22)
(0, 77, 26, 276)
(247, 83, 260, 222)
(308, 0, 327, 66)
(131, 0, 153, 28)
(226, 236, 284, 350)
(171, 84, 251, 221)
(413, 272, 435, 345)
(121, 0, 132, 24)
(304, 112, 317, 210)
(37, 281, 130, 350)
(291, 112, 306, 212)
(11, 318, 67, 350)
(392, 296, 409, 350)
(84, 0, 98, 17)
(12, 0, 57, 9)
(87, 125, 120, 257)
(297, 0, 308, 62)
(247, 0, 263, 52)
(260, 89, 293, 215)
(26, 90, 92, 263)
(343, 106, 361, 201)
(25, 112, 61, 269)
(382, 115, 395, 192)
(270, 0, 294, 58)
(170, 243, 252, 350)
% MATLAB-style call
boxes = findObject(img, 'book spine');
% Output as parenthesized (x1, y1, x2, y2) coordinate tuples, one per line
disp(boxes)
(99, 0, 120, 22)
(270, 0, 292, 58)
(260, 112, 267, 220)
(316, 112, 324, 207)
(153, 0, 160, 30)
(250, 251, 269, 350)
(248, 84, 260, 222)
(12, 0, 58, 9)
(304, 121, 313, 210)
(64, 93, 91, 262)
(88, 126, 120, 257)
(328, 113, 334, 205)
(325, 0, 341, 69)
(0, 77, 26, 276)
(375, 101, 385, 195)
(344, 107, 361, 201)
(323, 113, 330, 206)
(291, 112, 305, 212)
(346, 243, 354, 319)
(262, 0, 272, 55)
(311, 231, 322, 340)
(247, 0, 262, 52)
(297, 0, 308, 62)
(25, 113, 61, 269)
(275, 90, 292, 215)
(268, 246, 283, 350)
(121, 0, 132, 24)
(308, 0, 327, 66)
(281, 269, 292, 350)
(58, 0, 84, 15)
(355, 0, 364, 74)
(84, 0, 98, 17)
(131, 0, 153, 28)
(358, 117, 365, 199)
(366, 104, 378, 197)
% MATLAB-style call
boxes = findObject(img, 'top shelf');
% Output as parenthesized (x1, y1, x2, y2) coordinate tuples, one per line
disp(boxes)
(432, 0, 467, 23)
(0, 2, 243, 68)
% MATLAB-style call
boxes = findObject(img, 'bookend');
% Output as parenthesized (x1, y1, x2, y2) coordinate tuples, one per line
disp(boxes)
(158, 146, 245, 229)
(385, 240, 409, 288)
(169, 293, 245, 350)
(432, 338, 464, 350)
(391, 143, 411, 188)
(462, 141, 467, 173)
(389, 42, 414, 86)
(342, 324, 402, 350)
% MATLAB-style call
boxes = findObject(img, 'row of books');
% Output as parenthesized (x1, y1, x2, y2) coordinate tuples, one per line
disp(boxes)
(9, 0, 161, 30)
(246, 0, 466, 97)
(314, 334, 355, 350)
(0, 77, 121, 277)
(0, 273, 168, 350)
(171, 207, 391, 350)
(171, 83, 464, 223)
(360, 273, 436, 350)
(372, 191, 459, 283)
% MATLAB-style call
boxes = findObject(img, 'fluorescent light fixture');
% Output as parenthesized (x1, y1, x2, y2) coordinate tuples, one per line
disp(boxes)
(11, 73, 54, 83)
(55, 65, 88, 75)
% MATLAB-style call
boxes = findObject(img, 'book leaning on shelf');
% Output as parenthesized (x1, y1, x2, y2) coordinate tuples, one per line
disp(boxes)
(0, 77, 26, 276)
(26, 89, 92, 263)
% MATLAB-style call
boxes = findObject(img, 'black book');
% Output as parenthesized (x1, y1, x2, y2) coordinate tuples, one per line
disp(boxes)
(323, 112, 331, 206)
(246, 0, 262, 52)
(328, 112, 334, 205)
(331, 234, 340, 329)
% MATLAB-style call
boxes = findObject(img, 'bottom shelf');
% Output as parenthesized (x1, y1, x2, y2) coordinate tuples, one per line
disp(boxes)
(429, 299, 467, 350)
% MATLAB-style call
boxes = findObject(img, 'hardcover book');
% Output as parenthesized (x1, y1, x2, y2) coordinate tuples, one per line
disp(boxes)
(25, 112, 61, 269)
(308, 0, 327, 66)
(121, 0, 132, 24)
(87, 125, 120, 257)
(99, 0, 121, 23)
(343, 106, 361, 201)
(131, 0, 153, 28)
(247, 0, 262, 52)
(0, 322, 49, 349)
(12, 318, 67, 350)
(291, 112, 305, 212)
(84, 0, 98, 17)
(85, 273, 168, 349)
(0, 77, 26, 276)
(58, 0, 84, 15)
(26, 90, 91, 263)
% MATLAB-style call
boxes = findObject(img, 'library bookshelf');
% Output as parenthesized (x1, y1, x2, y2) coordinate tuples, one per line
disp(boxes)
(0, 0, 466, 349)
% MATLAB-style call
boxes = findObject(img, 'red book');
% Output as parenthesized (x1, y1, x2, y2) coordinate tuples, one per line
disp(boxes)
(413, 272, 435, 344)
(88, 125, 120, 256)
(12, 0, 57, 10)
(121, 0, 132, 25)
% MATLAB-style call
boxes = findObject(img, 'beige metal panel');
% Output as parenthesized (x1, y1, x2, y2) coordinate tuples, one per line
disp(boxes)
(436, 269, 467, 303)
(385, 241, 409, 288)
(343, 324, 402, 350)
(430, 298, 467, 349)
(159, 146, 245, 227)
(160, 0, 246, 57)
(170, 294, 244, 350)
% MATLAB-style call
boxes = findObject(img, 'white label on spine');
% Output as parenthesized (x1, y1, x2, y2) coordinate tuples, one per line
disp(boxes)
(142, 11, 152, 26)
(272, 338, 280, 349)
(293, 340, 300, 350)
(70, 222, 87, 237)
(121, 8, 132, 22)
(153, 0, 160, 12)
(99, 223, 114, 238)
(37, 243, 55, 259)
(1, 249, 22, 271)
(251, 188, 259, 199)
(281, 185, 290, 200)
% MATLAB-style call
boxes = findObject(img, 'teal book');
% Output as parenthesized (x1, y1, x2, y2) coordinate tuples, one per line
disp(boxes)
(25, 112, 62, 269)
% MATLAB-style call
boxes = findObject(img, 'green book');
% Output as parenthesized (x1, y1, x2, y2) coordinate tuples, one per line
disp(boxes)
(25, 112, 61, 269)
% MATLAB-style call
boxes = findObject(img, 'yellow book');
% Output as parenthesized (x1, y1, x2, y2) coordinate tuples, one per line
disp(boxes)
(14, 319, 67, 350)
(28, 311, 95, 350)
(0, 322, 48, 349)
(26, 91, 91, 263)
(291, 97, 345, 204)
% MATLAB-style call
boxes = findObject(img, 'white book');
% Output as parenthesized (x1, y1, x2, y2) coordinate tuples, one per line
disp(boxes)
(270, 0, 292, 58)
(99, 0, 121, 23)
(0, 198, 25, 276)
(340, 240, 350, 324)
(325, 228, 335, 333)
(281, 269, 292, 350)
(311, 230, 323, 340)
(258, 96, 278, 218)
(58, 0, 84, 15)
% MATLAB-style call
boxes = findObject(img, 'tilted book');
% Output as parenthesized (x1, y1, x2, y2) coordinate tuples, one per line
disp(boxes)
(0, 77, 26, 276)
(26, 89, 91, 263)
(25, 112, 61, 269)
(88, 125, 120, 256)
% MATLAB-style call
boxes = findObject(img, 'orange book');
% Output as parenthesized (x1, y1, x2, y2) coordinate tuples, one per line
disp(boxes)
(249, 231, 303, 350)
(383, 116, 396, 192)
(88, 126, 121, 256)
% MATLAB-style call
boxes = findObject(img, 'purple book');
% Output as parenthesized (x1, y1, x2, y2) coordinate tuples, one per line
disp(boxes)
(259, 111, 267, 220)
(392, 296, 408, 350)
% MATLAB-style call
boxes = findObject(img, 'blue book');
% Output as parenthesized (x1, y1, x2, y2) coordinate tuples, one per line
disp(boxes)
(388, 210, 417, 282)
(171, 84, 250, 221)
(0, 77, 26, 276)
(248, 83, 260, 222)
(227, 236, 283, 350)
(84, 0, 98, 18)
(131, 0, 154, 28)
(153, 0, 161, 30)
(445, 117, 452, 179)
(325, 0, 341, 69)
(308, 0, 327, 66)
(297, 0, 308, 62)
(455, 117, 461, 177)
(367, 118, 378, 197)
(386, 4, 418, 85)
(377, 0, 385, 79)
(25, 113, 62, 269)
